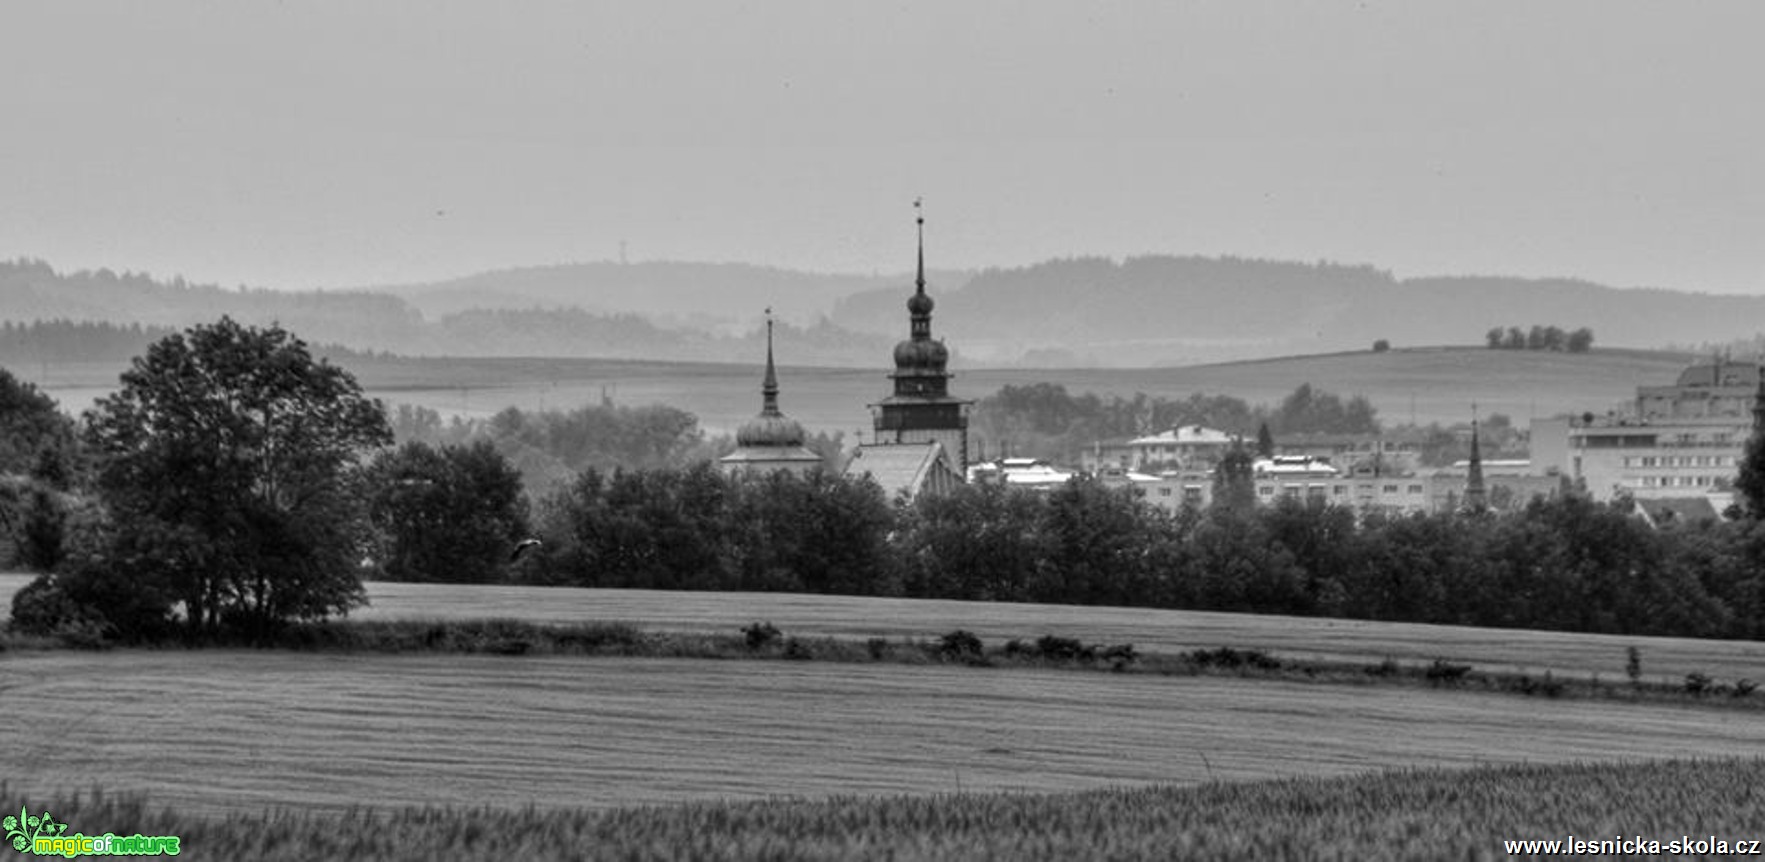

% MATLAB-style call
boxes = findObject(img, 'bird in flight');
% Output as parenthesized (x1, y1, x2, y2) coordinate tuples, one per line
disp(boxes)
(509, 538, 542, 562)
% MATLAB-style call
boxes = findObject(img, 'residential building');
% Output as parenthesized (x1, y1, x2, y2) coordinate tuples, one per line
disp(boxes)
(1111, 425, 1237, 471)
(1274, 431, 1426, 476)
(1530, 359, 1754, 506)
(969, 457, 1076, 489)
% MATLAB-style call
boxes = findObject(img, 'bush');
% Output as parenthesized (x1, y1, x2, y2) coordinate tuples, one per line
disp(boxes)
(1685, 672, 1712, 696)
(938, 630, 984, 661)
(782, 637, 813, 660)
(742, 621, 781, 651)
(1035, 635, 1095, 662)
(1426, 660, 1472, 684)
(1100, 643, 1138, 671)
(10, 575, 87, 635)
(1192, 647, 1281, 671)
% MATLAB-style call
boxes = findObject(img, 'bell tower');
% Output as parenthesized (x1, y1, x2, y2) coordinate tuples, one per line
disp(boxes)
(868, 201, 971, 471)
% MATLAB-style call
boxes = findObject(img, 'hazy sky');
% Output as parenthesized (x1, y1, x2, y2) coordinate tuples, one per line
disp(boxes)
(4, 2, 1761, 294)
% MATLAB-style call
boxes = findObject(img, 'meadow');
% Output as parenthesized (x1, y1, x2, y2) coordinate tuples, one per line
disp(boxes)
(21, 345, 1693, 434)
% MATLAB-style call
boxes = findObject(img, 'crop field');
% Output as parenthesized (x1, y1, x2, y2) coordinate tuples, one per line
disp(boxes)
(8, 758, 1765, 860)
(7, 649, 1765, 822)
(21, 346, 1693, 434)
(4, 573, 1765, 684)
(343, 580, 1765, 685)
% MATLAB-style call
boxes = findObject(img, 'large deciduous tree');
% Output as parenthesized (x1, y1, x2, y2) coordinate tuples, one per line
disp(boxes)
(364, 440, 530, 583)
(84, 317, 391, 638)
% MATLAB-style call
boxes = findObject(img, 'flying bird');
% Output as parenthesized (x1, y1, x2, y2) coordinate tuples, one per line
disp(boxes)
(509, 538, 542, 562)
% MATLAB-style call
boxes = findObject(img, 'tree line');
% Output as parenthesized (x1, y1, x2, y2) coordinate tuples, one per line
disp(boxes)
(1485, 325, 1594, 353)
(517, 470, 1762, 640)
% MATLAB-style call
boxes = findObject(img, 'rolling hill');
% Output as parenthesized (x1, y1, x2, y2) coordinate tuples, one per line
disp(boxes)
(4, 254, 1760, 368)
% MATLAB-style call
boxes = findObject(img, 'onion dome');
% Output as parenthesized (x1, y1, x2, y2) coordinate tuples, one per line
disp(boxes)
(737, 317, 807, 447)
(893, 336, 949, 370)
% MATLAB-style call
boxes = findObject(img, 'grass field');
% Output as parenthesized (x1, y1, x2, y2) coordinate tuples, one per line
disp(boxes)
(8, 758, 1764, 860)
(19, 345, 1694, 434)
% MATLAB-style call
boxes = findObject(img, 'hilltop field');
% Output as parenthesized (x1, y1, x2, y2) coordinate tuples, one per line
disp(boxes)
(22, 345, 1694, 435)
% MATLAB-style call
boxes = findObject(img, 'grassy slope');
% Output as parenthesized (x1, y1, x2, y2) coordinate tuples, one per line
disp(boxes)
(19, 345, 1695, 432)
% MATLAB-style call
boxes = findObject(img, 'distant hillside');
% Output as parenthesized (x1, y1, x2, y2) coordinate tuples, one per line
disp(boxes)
(7, 254, 1765, 368)
(367, 261, 972, 332)
(832, 256, 1765, 367)
(0, 259, 893, 366)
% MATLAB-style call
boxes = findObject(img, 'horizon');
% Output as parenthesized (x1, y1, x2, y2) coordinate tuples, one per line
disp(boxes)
(3, 2, 1761, 296)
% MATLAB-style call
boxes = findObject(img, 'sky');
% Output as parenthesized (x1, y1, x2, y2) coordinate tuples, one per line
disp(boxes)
(3, 1, 1762, 294)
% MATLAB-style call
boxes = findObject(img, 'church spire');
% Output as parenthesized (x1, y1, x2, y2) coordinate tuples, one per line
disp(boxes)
(761, 309, 780, 418)
(915, 196, 926, 297)
(1465, 403, 1487, 511)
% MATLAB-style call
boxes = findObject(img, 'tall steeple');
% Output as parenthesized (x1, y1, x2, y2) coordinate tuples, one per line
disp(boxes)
(908, 197, 934, 342)
(1465, 404, 1487, 511)
(722, 308, 822, 476)
(759, 311, 780, 418)
(734, 309, 806, 449)
(867, 198, 972, 472)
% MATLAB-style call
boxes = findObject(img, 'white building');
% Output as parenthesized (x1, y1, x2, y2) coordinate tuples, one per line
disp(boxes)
(1530, 359, 1753, 506)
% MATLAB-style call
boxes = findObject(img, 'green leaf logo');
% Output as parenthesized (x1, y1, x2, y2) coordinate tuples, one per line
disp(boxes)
(5, 807, 68, 854)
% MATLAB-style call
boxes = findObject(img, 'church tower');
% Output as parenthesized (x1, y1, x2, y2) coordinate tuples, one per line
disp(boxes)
(719, 314, 823, 476)
(868, 203, 971, 472)
(1464, 406, 1487, 512)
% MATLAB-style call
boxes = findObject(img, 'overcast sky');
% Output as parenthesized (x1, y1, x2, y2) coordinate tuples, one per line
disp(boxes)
(3, 2, 1760, 294)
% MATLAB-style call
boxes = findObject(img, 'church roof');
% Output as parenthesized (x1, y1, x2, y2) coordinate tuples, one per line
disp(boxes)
(843, 441, 957, 500)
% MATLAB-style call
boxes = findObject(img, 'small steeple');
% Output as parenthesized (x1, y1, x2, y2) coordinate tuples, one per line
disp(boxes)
(915, 196, 926, 296)
(760, 308, 780, 417)
(907, 198, 934, 339)
(1465, 403, 1487, 511)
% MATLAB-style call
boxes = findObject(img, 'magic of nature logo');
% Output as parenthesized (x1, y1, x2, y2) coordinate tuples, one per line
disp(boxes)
(5, 807, 180, 857)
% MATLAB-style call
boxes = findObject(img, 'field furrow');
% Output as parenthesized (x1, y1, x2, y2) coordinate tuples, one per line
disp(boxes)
(5, 651, 1764, 817)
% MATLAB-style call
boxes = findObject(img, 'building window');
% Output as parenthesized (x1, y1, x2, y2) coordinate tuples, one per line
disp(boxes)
(1382, 484, 1399, 493)
(1408, 484, 1423, 494)
(1159, 488, 1172, 497)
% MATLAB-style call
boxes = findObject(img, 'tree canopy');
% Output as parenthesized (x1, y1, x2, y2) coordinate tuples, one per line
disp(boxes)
(83, 317, 391, 638)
